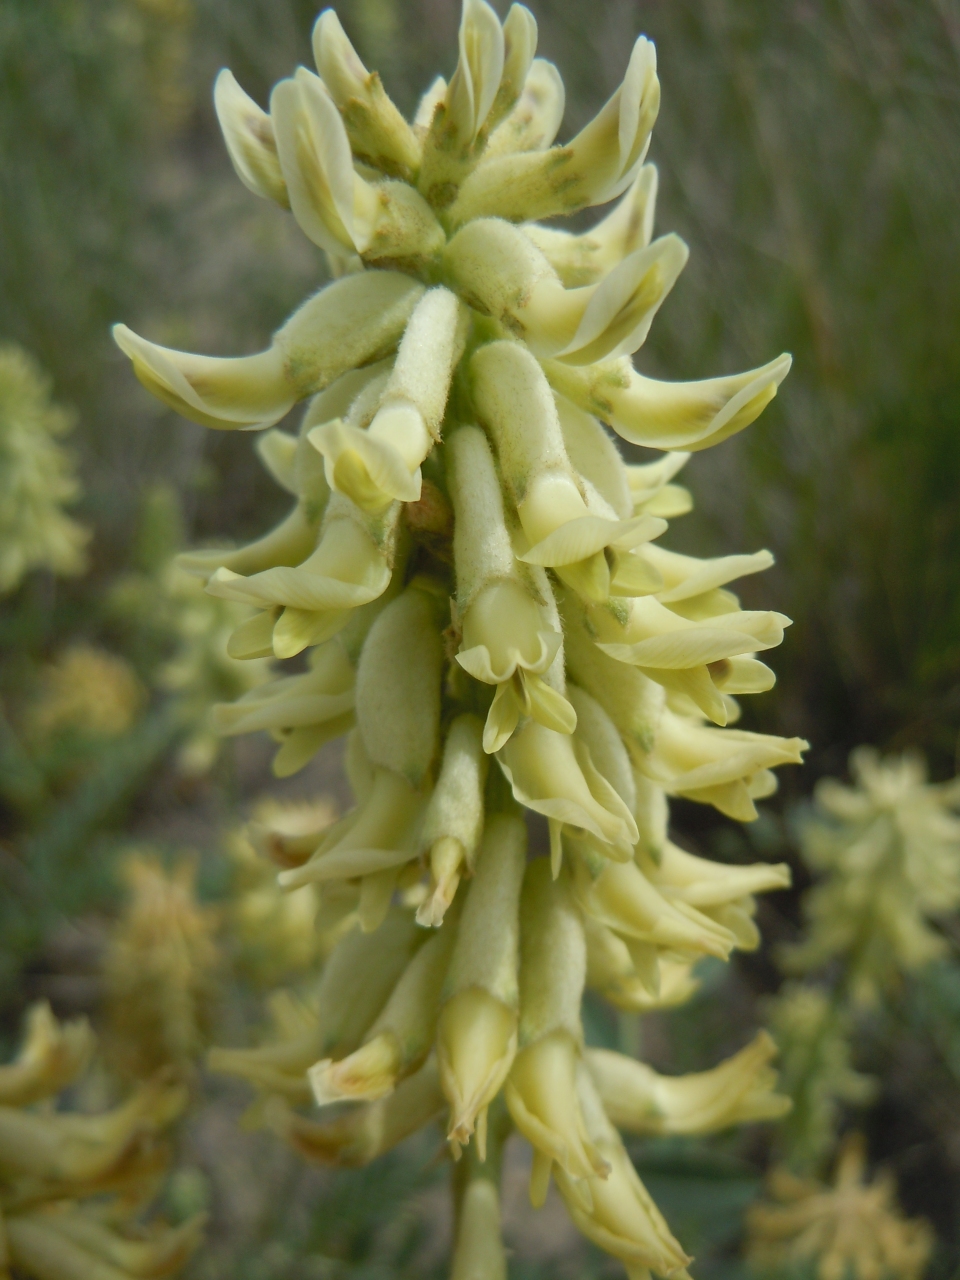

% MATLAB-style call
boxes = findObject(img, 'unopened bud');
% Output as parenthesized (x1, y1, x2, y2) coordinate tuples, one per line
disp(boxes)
(310, 915, 457, 1105)
(272, 69, 443, 266)
(355, 585, 444, 786)
(438, 813, 526, 1149)
(265, 1057, 443, 1167)
(525, 166, 658, 288)
(554, 1067, 691, 1278)
(214, 69, 289, 206)
(417, 715, 489, 926)
(448, 35, 659, 225)
(312, 10, 421, 180)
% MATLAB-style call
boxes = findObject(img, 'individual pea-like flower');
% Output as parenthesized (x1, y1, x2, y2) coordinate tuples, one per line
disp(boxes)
(782, 746, 960, 1005)
(0, 1003, 204, 1280)
(587, 1031, 791, 1136)
(746, 1134, 934, 1280)
(104, 852, 220, 1081)
(115, 2, 804, 1273)
(0, 344, 88, 596)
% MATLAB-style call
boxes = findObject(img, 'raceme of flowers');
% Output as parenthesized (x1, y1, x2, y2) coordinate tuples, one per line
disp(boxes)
(0, 1001, 204, 1280)
(104, 852, 220, 1082)
(114, 3, 806, 1274)
(0, 344, 88, 596)
(782, 747, 960, 1005)
(747, 1134, 933, 1280)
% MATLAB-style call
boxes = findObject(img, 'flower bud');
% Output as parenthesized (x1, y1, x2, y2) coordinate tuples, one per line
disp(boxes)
(0, 1003, 93, 1107)
(471, 342, 663, 603)
(447, 425, 572, 751)
(178, 500, 322, 586)
(113, 271, 423, 431)
(554, 1067, 691, 1278)
(212, 637, 354, 740)
(448, 35, 660, 226)
(311, 10, 421, 180)
(209, 911, 422, 1100)
(310, 287, 468, 511)
(587, 1030, 790, 1136)
(438, 813, 526, 1150)
(214, 69, 289, 206)
(278, 766, 425, 892)
(584, 916, 698, 1012)
(563, 613, 664, 753)
(571, 844, 736, 966)
(504, 861, 607, 1203)
(588, 593, 791, 725)
(625, 451, 693, 518)
(417, 715, 489, 926)
(566, 685, 636, 816)
(264, 1057, 443, 1167)
(448, 222, 687, 363)
(545, 350, 792, 451)
(272, 69, 443, 265)
(485, 56, 565, 158)
(637, 707, 807, 821)
(207, 495, 399, 660)
(355, 585, 444, 785)
(310, 915, 457, 1104)
(524, 165, 658, 288)
(499, 721, 638, 868)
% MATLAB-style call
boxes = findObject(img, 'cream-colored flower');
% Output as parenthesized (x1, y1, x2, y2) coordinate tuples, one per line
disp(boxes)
(588, 1031, 790, 1135)
(746, 1135, 933, 1280)
(555, 1066, 691, 1280)
(112, 3, 803, 1271)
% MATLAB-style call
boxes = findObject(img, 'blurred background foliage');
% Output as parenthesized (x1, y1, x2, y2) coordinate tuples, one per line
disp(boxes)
(1, 0, 960, 1277)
